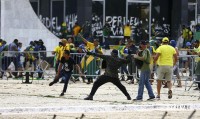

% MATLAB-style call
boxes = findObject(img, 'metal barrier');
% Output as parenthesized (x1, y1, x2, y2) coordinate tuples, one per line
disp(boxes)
(0, 50, 199, 91)
(0, 51, 103, 83)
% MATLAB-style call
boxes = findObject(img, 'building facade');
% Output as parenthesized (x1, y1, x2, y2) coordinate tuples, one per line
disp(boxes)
(28, 0, 200, 44)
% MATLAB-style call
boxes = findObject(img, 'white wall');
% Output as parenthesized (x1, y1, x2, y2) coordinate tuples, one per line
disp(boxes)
(1, 0, 60, 51)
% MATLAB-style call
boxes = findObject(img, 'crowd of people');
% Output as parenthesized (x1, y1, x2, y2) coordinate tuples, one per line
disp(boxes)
(0, 39, 47, 79)
(0, 23, 200, 101)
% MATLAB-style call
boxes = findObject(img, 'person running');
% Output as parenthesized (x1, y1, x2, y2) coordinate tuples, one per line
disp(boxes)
(154, 37, 177, 100)
(84, 49, 132, 100)
(49, 50, 83, 96)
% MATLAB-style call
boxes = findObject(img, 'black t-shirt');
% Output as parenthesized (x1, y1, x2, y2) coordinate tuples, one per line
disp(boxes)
(61, 57, 76, 73)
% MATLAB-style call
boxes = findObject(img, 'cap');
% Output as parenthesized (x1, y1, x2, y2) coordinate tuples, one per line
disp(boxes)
(162, 37, 169, 43)
(170, 40, 176, 48)
(186, 42, 191, 47)
(111, 49, 118, 56)
(61, 39, 68, 44)
(140, 40, 147, 45)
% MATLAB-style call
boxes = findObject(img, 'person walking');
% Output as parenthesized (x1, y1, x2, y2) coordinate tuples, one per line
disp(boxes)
(154, 37, 177, 99)
(133, 40, 155, 101)
(84, 49, 132, 100)
(49, 50, 83, 96)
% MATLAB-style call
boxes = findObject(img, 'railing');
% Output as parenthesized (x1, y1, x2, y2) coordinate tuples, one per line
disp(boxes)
(0, 50, 199, 91)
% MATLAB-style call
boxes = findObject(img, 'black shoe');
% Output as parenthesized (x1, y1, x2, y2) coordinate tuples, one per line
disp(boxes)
(127, 96, 131, 100)
(147, 97, 155, 101)
(8, 75, 12, 78)
(49, 82, 55, 86)
(60, 92, 64, 96)
(60, 80, 65, 83)
(168, 90, 172, 99)
(84, 95, 93, 100)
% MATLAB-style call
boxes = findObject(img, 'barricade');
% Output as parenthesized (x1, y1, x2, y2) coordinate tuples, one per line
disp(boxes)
(0, 51, 103, 83)
(1, 50, 199, 91)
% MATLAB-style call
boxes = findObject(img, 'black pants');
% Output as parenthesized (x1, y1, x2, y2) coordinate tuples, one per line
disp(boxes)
(197, 75, 200, 89)
(2, 56, 18, 76)
(89, 75, 130, 97)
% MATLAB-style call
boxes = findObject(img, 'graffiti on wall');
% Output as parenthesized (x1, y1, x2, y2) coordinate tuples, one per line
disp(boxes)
(39, 14, 170, 40)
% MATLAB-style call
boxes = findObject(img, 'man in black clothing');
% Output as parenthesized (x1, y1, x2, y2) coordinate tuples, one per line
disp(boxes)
(126, 40, 138, 84)
(49, 50, 83, 96)
(84, 49, 132, 100)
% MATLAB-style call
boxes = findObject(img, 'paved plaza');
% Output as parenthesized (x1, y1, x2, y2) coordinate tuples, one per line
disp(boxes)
(0, 79, 200, 119)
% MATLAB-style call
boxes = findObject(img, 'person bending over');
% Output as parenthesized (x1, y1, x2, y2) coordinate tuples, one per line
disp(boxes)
(84, 49, 132, 100)
(49, 50, 83, 96)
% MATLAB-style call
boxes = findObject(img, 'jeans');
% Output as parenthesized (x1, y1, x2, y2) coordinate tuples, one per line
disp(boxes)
(136, 70, 155, 99)
(57, 71, 72, 93)
(121, 64, 129, 75)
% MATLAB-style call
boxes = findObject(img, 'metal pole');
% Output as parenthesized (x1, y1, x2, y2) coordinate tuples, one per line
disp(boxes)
(149, 0, 151, 40)
(126, 0, 128, 23)
(37, 0, 40, 16)
(0, 0, 1, 38)
(64, 0, 66, 22)
(195, 0, 198, 24)
(103, 0, 105, 26)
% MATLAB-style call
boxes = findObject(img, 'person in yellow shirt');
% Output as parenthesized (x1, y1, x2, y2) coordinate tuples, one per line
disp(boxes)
(124, 23, 132, 43)
(154, 37, 177, 100)
(52, 42, 63, 73)
(78, 33, 103, 84)
(73, 22, 81, 46)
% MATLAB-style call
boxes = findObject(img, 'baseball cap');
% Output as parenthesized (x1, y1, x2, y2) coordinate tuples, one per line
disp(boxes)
(162, 37, 169, 43)
(186, 42, 191, 47)
(170, 40, 176, 48)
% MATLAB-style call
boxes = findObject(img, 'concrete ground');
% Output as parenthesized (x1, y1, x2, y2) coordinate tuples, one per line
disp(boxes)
(0, 79, 199, 119)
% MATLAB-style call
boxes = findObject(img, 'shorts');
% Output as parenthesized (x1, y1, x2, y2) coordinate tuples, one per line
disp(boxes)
(157, 65, 173, 81)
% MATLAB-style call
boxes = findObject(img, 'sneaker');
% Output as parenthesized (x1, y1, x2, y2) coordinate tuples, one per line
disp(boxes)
(147, 97, 155, 101)
(168, 90, 172, 99)
(132, 99, 142, 102)
(60, 92, 64, 96)
(127, 96, 131, 100)
(49, 82, 55, 86)
(127, 80, 134, 84)
(84, 95, 93, 100)
(156, 95, 160, 100)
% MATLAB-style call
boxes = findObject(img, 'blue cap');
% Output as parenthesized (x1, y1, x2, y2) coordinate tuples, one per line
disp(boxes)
(186, 42, 191, 47)
(170, 40, 176, 48)
(124, 48, 129, 54)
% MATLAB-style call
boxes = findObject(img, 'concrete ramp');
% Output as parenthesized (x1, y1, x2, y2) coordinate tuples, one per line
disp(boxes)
(1, 0, 60, 51)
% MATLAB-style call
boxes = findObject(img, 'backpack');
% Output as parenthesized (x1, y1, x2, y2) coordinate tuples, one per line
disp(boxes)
(135, 50, 150, 69)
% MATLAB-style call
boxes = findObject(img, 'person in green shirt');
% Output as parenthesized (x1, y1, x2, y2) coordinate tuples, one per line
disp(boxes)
(133, 40, 155, 101)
